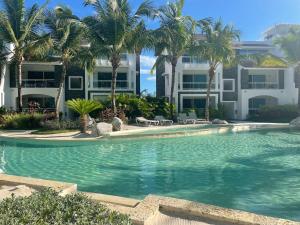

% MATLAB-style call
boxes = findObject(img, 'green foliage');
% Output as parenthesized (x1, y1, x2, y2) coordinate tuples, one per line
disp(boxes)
(2, 113, 45, 129)
(67, 99, 102, 117)
(101, 95, 173, 120)
(0, 106, 7, 115)
(248, 105, 299, 123)
(183, 104, 226, 120)
(0, 189, 132, 225)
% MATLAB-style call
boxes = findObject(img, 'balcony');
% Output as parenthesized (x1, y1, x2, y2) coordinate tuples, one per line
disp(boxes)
(96, 54, 129, 67)
(248, 82, 279, 89)
(20, 79, 57, 88)
(182, 82, 215, 90)
(182, 56, 209, 70)
(93, 80, 129, 89)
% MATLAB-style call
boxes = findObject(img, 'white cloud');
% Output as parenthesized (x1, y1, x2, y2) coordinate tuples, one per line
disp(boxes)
(140, 69, 156, 75)
(140, 55, 156, 68)
(146, 76, 156, 81)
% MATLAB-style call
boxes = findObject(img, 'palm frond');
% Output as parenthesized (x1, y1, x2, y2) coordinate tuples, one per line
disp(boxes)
(67, 99, 102, 116)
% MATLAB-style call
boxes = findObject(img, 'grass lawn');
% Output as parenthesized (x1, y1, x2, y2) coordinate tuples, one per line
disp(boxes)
(31, 129, 79, 135)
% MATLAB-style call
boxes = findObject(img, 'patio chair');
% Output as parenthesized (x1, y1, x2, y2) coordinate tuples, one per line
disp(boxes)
(154, 116, 174, 126)
(136, 117, 159, 126)
(188, 112, 208, 124)
(177, 113, 196, 124)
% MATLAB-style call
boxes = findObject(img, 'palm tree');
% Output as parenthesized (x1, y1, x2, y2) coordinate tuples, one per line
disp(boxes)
(194, 19, 240, 121)
(275, 28, 300, 107)
(66, 99, 102, 133)
(153, 0, 197, 118)
(0, 0, 50, 111)
(44, 6, 88, 119)
(83, 0, 155, 115)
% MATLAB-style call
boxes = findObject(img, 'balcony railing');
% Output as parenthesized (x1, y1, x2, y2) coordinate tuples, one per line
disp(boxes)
(182, 82, 215, 90)
(20, 79, 56, 88)
(93, 80, 128, 89)
(248, 82, 279, 89)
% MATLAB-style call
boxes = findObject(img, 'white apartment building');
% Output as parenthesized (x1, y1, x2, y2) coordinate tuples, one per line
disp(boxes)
(0, 53, 138, 116)
(156, 25, 300, 120)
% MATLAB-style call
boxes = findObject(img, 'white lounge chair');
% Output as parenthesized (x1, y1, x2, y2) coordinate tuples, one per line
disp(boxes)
(188, 112, 208, 124)
(154, 116, 173, 126)
(136, 117, 159, 126)
(177, 113, 196, 124)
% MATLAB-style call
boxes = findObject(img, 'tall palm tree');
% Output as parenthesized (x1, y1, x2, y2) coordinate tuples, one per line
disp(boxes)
(83, 0, 155, 115)
(130, 21, 155, 96)
(194, 19, 240, 121)
(275, 28, 300, 107)
(153, 0, 197, 118)
(44, 6, 88, 119)
(0, 0, 50, 111)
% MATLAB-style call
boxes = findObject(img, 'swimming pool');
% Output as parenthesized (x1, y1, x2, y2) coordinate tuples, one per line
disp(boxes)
(0, 129, 300, 221)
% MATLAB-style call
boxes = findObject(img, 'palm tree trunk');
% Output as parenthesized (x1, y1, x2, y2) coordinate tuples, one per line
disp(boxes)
(170, 58, 178, 119)
(136, 54, 141, 96)
(80, 114, 88, 133)
(55, 63, 67, 120)
(205, 68, 215, 121)
(17, 60, 23, 112)
(111, 65, 117, 115)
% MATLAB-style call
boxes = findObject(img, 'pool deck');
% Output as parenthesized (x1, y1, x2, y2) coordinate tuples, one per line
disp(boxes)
(0, 174, 299, 225)
(0, 122, 290, 141)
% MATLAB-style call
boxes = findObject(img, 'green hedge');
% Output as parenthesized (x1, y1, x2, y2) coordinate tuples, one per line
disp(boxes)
(248, 105, 299, 122)
(0, 189, 132, 225)
(1, 113, 45, 129)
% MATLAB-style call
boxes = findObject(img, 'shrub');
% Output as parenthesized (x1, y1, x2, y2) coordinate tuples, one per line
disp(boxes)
(41, 120, 80, 130)
(101, 94, 173, 121)
(2, 113, 45, 129)
(248, 104, 299, 122)
(0, 106, 7, 115)
(0, 189, 132, 225)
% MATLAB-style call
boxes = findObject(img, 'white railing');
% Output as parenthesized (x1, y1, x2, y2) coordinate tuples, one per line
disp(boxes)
(248, 82, 279, 89)
(182, 82, 215, 90)
(93, 80, 129, 89)
(182, 56, 208, 64)
(20, 79, 56, 88)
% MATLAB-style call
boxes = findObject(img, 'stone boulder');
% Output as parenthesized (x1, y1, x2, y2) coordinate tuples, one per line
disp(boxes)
(290, 117, 300, 127)
(112, 117, 123, 131)
(212, 119, 229, 125)
(91, 122, 112, 136)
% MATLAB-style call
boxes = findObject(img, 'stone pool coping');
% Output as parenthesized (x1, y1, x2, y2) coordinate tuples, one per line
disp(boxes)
(0, 122, 290, 141)
(0, 174, 299, 225)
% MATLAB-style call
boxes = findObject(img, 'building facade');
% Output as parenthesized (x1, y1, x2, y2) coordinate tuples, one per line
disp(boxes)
(0, 53, 138, 117)
(156, 25, 300, 120)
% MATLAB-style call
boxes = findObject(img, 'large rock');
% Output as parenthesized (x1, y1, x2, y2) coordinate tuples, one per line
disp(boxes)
(91, 122, 112, 136)
(290, 117, 300, 127)
(212, 119, 229, 125)
(112, 117, 123, 131)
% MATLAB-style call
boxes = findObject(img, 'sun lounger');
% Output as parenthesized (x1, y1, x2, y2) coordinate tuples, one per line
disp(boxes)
(136, 117, 159, 126)
(154, 116, 174, 126)
(188, 112, 207, 124)
(177, 113, 196, 124)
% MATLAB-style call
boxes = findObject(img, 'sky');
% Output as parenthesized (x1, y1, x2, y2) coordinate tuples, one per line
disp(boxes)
(24, 0, 300, 94)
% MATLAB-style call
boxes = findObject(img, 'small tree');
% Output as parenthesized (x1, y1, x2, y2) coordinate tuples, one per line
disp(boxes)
(194, 19, 240, 121)
(67, 99, 102, 133)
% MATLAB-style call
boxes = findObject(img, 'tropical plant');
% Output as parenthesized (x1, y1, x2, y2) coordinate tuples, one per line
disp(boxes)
(0, 0, 51, 111)
(44, 6, 90, 119)
(275, 28, 300, 107)
(2, 113, 45, 129)
(194, 19, 240, 121)
(83, 0, 155, 115)
(153, 0, 197, 118)
(0, 189, 132, 225)
(66, 99, 102, 133)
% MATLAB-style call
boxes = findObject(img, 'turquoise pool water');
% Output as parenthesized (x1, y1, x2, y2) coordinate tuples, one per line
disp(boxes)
(1, 129, 300, 221)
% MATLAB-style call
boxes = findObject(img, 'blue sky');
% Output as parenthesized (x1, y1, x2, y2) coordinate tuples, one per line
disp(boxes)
(25, 0, 300, 94)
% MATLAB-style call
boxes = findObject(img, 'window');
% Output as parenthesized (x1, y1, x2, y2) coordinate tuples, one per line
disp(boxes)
(27, 71, 55, 80)
(182, 74, 208, 89)
(223, 79, 235, 92)
(94, 72, 128, 89)
(92, 94, 108, 103)
(69, 76, 83, 90)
